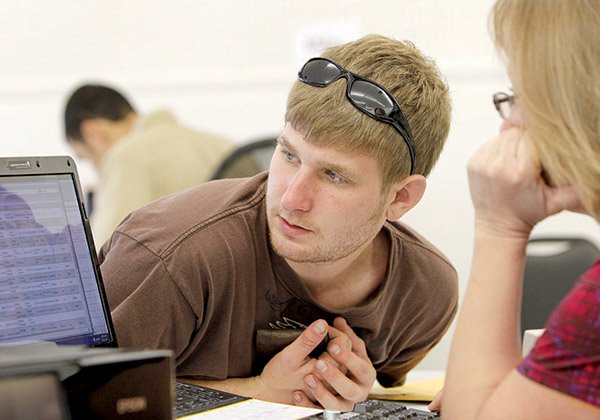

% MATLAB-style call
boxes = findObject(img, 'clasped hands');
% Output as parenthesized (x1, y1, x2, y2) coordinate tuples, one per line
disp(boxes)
(256, 317, 376, 411)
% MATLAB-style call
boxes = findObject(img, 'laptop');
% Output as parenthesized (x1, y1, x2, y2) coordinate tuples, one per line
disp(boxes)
(0, 156, 116, 348)
(0, 156, 250, 418)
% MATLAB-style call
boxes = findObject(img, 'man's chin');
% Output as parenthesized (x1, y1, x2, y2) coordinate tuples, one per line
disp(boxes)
(271, 240, 304, 261)
(271, 239, 316, 263)
(272, 241, 344, 265)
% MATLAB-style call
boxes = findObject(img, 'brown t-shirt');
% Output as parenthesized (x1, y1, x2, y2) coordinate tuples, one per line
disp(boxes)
(99, 172, 458, 387)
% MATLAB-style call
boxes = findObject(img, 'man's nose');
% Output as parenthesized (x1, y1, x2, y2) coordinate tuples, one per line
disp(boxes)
(280, 170, 313, 212)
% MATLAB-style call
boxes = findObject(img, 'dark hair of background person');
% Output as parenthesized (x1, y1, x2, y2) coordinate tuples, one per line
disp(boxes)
(64, 84, 136, 142)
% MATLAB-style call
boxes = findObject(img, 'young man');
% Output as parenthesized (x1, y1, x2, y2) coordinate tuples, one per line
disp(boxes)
(63, 84, 234, 247)
(99, 35, 457, 411)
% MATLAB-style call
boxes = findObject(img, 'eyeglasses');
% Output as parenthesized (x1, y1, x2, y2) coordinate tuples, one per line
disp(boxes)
(492, 91, 515, 120)
(298, 57, 416, 175)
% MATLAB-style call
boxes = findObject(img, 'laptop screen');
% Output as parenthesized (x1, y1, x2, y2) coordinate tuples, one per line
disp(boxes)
(0, 158, 115, 347)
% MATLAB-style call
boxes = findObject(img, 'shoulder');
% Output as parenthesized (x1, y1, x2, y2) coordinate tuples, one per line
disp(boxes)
(386, 220, 457, 277)
(106, 173, 269, 257)
(112, 110, 234, 160)
(133, 110, 232, 146)
(545, 259, 600, 343)
(384, 219, 458, 305)
(517, 260, 600, 402)
(384, 220, 458, 317)
(550, 259, 600, 329)
(582, 258, 600, 284)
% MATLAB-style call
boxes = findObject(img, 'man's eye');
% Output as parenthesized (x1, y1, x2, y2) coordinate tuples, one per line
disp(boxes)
(325, 170, 342, 183)
(282, 150, 298, 162)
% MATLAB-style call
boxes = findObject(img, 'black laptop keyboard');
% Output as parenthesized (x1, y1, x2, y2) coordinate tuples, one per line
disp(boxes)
(174, 381, 249, 417)
(175, 382, 439, 419)
(350, 399, 440, 419)
(304, 399, 440, 420)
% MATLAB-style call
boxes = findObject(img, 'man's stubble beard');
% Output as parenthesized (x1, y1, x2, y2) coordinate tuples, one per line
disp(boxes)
(267, 195, 387, 264)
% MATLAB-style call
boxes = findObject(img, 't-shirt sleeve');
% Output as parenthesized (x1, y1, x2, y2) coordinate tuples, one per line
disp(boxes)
(99, 231, 198, 359)
(376, 300, 457, 387)
(377, 259, 458, 387)
(517, 261, 600, 408)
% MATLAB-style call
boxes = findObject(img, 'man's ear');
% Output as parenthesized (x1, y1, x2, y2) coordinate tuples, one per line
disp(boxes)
(385, 175, 427, 221)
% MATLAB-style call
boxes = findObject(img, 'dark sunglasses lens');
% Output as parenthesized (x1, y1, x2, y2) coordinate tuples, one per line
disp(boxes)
(300, 60, 341, 85)
(350, 80, 395, 117)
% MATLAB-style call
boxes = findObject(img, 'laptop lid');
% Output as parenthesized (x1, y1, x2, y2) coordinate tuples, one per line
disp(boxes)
(0, 156, 117, 347)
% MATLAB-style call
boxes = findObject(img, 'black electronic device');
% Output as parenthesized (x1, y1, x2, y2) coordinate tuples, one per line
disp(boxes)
(0, 156, 251, 419)
(0, 372, 69, 419)
(0, 156, 176, 418)
(174, 381, 249, 417)
(304, 399, 440, 419)
(0, 343, 173, 419)
(0, 156, 116, 348)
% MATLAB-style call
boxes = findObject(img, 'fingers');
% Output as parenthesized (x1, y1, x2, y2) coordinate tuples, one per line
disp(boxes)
(467, 127, 556, 234)
(472, 127, 538, 181)
(326, 325, 352, 355)
(322, 318, 367, 379)
(258, 320, 329, 404)
(315, 326, 349, 394)
(428, 388, 443, 412)
(467, 134, 501, 173)
(307, 318, 376, 409)
(324, 343, 376, 389)
(468, 128, 523, 176)
(292, 390, 321, 409)
(328, 318, 375, 388)
(332, 317, 369, 359)
(283, 319, 329, 364)
(303, 372, 355, 412)
(514, 130, 542, 178)
(318, 351, 347, 377)
(313, 358, 371, 403)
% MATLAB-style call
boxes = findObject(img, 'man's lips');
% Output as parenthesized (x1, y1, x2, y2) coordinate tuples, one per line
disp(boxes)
(278, 215, 311, 235)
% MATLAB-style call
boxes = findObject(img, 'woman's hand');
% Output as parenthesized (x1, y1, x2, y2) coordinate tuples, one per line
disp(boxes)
(468, 127, 580, 238)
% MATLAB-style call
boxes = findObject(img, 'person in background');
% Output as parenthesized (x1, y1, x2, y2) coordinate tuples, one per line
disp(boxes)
(63, 83, 234, 248)
(99, 35, 457, 411)
(443, 0, 600, 418)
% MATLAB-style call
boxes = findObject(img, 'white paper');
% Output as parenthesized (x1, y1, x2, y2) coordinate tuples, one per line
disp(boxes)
(179, 398, 323, 419)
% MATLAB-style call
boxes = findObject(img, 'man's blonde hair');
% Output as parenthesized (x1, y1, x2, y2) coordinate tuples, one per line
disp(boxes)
(492, 0, 600, 219)
(285, 35, 451, 191)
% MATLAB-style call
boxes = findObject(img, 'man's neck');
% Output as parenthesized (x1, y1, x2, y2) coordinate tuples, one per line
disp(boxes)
(108, 112, 138, 144)
(286, 231, 390, 310)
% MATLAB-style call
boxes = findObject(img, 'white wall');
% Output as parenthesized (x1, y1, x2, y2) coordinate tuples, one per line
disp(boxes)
(1, 0, 598, 370)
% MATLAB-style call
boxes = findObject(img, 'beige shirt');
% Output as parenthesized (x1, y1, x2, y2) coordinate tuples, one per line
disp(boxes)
(92, 110, 234, 248)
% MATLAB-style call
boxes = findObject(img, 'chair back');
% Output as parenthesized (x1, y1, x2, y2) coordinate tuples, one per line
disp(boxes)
(210, 137, 277, 180)
(521, 236, 600, 337)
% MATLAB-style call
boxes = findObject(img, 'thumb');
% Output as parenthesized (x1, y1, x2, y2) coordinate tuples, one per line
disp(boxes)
(428, 387, 443, 412)
(284, 319, 328, 361)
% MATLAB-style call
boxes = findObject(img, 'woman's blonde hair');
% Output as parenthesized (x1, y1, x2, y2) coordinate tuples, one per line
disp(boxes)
(285, 35, 451, 192)
(492, 0, 600, 219)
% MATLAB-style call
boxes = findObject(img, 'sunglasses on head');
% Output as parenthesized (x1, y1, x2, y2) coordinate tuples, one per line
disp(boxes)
(298, 57, 416, 175)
